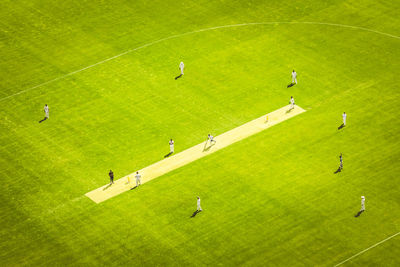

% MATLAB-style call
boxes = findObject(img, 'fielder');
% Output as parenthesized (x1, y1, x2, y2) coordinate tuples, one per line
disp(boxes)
(197, 196, 202, 212)
(169, 139, 174, 154)
(291, 70, 297, 84)
(361, 196, 365, 211)
(135, 171, 141, 187)
(44, 104, 49, 119)
(339, 153, 343, 170)
(175, 62, 185, 80)
(179, 62, 184, 75)
(289, 96, 295, 110)
(342, 112, 346, 126)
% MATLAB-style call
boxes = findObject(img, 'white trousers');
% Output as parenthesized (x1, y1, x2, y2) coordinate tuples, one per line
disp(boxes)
(292, 77, 297, 84)
(170, 145, 174, 153)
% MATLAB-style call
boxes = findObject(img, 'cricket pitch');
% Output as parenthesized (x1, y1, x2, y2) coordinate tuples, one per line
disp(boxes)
(85, 105, 306, 203)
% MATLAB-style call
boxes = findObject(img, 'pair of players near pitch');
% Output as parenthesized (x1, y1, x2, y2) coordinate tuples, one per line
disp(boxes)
(109, 169, 141, 188)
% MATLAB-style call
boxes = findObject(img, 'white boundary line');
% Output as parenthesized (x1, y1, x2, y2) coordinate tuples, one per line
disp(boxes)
(1, 21, 399, 102)
(334, 231, 400, 266)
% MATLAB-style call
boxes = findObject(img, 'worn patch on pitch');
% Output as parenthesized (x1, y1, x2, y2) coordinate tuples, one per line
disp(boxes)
(85, 105, 306, 203)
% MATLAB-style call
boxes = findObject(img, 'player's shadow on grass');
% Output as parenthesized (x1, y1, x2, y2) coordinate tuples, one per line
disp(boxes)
(287, 83, 295, 88)
(130, 186, 138, 190)
(354, 210, 364, 217)
(38, 117, 47, 123)
(175, 74, 182, 80)
(164, 152, 173, 158)
(334, 167, 342, 174)
(338, 124, 345, 130)
(191, 210, 201, 218)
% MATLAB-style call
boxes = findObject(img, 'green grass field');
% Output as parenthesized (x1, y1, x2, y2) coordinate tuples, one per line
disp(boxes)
(1, 0, 399, 265)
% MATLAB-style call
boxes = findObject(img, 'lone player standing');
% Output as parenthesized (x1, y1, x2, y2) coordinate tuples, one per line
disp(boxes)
(342, 112, 347, 127)
(135, 171, 141, 187)
(180, 62, 184, 75)
(175, 62, 185, 80)
(109, 170, 114, 185)
(169, 139, 174, 154)
(289, 96, 295, 110)
(44, 104, 49, 119)
(197, 196, 202, 212)
(361, 196, 365, 212)
(291, 70, 297, 84)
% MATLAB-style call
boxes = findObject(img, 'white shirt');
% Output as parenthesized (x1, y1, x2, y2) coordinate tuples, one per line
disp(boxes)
(290, 98, 295, 105)
(169, 140, 174, 146)
(135, 173, 141, 180)
(343, 113, 347, 119)
(197, 198, 201, 205)
(208, 135, 214, 140)
(44, 106, 49, 113)
(292, 71, 297, 78)
(180, 62, 184, 70)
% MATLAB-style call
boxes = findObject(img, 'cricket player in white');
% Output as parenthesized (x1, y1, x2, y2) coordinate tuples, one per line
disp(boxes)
(179, 62, 184, 75)
(342, 112, 347, 126)
(361, 196, 365, 211)
(208, 134, 216, 144)
(292, 70, 297, 84)
(135, 171, 141, 187)
(197, 196, 202, 211)
(44, 104, 49, 119)
(169, 139, 174, 154)
(289, 96, 295, 110)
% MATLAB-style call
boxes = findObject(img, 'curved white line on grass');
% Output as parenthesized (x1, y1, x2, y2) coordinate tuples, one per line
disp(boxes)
(1, 21, 399, 102)
(334, 231, 400, 266)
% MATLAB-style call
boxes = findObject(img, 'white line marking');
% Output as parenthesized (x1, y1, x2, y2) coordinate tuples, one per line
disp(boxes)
(334, 231, 400, 266)
(1, 21, 399, 102)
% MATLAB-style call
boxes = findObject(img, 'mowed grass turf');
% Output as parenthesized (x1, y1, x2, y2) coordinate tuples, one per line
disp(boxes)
(0, 0, 399, 265)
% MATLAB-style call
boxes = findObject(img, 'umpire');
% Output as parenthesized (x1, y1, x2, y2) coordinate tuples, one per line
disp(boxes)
(109, 170, 114, 185)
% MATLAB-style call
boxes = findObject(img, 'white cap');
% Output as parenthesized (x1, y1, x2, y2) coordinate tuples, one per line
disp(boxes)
(361, 196, 365, 199)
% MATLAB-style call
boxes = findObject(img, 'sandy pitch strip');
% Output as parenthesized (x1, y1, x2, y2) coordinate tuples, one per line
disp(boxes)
(85, 105, 306, 203)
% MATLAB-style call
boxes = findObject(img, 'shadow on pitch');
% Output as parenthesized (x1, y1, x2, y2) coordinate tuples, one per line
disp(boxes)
(39, 117, 48, 123)
(334, 167, 342, 174)
(164, 152, 173, 158)
(103, 184, 112, 191)
(191, 210, 201, 218)
(203, 142, 216, 152)
(354, 210, 364, 217)
(175, 74, 183, 80)
(338, 124, 345, 130)
(287, 83, 295, 88)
